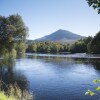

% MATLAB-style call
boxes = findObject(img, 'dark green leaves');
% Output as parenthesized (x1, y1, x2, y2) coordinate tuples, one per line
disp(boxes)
(88, 31, 100, 54)
(0, 14, 27, 57)
(86, 0, 100, 14)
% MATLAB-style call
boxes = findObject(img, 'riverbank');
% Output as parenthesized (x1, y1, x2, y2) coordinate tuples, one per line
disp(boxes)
(26, 53, 100, 59)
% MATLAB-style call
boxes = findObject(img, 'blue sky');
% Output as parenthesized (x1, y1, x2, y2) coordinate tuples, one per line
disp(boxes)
(0, 0, 100, 40)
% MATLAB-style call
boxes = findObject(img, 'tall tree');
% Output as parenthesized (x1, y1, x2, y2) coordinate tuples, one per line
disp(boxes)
(87, 31, 100, 54)
(0, 14, 28, 57)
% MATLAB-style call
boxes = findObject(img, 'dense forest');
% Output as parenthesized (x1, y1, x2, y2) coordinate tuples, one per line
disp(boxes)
(26, 42, 69, 53)
(26, 36, 93, 54)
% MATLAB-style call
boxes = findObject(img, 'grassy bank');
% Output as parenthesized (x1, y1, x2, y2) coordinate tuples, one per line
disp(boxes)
(0, 81, 33, 100)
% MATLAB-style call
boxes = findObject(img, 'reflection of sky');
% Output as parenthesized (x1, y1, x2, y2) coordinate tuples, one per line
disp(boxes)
(15, 55, 100, 100)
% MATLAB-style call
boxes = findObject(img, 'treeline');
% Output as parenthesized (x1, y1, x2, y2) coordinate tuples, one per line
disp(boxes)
(26, 31, 100, 54)
(26, 42, 69, 53)
(26, 36, 93, 53)
(70, 36, 93, 53)
(87, 31, 100, 54)
(0, 14, 28, 58)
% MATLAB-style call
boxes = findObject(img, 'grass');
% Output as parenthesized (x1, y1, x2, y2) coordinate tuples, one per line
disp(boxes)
(0, 81, 33, 100)
(0, 91, 17, 100)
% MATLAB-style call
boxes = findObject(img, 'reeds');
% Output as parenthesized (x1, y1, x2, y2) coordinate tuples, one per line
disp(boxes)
(0, 80, 33, 100)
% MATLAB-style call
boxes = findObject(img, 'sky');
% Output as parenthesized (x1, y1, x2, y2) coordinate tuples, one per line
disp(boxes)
(0, 0, 100, 40)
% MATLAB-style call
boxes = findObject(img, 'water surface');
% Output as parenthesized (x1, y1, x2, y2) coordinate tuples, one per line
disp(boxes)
(0, 53, 100, 100)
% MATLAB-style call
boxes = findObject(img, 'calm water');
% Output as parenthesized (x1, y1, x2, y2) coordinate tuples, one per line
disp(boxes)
(0, 53, 100, 100)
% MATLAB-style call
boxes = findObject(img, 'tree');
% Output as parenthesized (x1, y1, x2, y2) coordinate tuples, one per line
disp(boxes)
(86, 0, 100, 14)
(69, 37, 92, 53)
(87, 31, 100, 54)
(8, 14, 28, 55)
(8, 14, 27, 39)
(26, 41, 70, 53)
(0, 14, 28, 57)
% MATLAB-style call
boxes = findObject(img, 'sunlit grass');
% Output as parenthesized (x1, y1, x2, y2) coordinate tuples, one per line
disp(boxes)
(0, 81, 33, 100)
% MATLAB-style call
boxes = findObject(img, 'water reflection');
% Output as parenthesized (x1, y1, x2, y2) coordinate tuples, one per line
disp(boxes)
(27, 54, 100, 71)
(25, 54, 100, 100)
(0, 59, 28, 90)
(0, 54, 100, 100)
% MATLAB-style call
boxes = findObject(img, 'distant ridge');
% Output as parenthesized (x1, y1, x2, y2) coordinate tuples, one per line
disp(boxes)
(34, 29, 85, 42)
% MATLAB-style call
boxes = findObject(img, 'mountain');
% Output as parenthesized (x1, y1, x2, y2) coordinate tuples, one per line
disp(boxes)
(34, 29, 85, 42)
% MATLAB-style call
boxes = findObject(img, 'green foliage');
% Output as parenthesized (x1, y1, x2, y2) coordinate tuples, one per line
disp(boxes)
(15, 42, 26, 55)
(93, 79, 100, 84)
(0, 91, 17, 100)
(86, 0, 100, 13)
(70, 40, 86, 53)
(0, 92, 9, 100)
(26, 36, 93, 54)
(0, 14, 28, 58)
(85, 90, 95, 96)
(88, 31, 100, 54)
(85, 79, 100, 97)
(26, 41, 69, 53)
(0, 81, 33, 100)
(70, 36, 92, 53)
(96, 86, 100, 91)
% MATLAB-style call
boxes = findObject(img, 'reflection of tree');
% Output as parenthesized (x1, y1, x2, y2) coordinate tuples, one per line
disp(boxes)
(0, 59, 28, 91)
(29, 55, 100, 71)
(72, 58, 100, 71)
(89, 59, 100, 71)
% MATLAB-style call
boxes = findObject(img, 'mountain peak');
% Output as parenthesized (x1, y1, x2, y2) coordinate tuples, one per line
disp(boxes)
(56, 29, 67, 32)
(35, 29, 85, 42)
(57, 29, 64, 31)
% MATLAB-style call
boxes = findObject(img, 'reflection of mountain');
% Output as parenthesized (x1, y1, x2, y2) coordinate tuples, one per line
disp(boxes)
(0, 59, 28, 90)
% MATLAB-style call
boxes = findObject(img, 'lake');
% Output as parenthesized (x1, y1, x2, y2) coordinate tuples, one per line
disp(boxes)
(0, 53, 100, 100)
